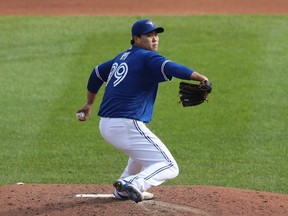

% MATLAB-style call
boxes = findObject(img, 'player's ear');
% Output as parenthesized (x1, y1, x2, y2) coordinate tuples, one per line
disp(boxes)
(133, 35, 141, 44)
(131, 35, 139, 45)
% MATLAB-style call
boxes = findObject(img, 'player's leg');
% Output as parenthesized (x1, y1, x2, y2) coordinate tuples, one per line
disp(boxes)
(120, 158, 143, 178)
(100, 117, 152, 202)
(112, 158, 143, 199)
(123, 120, 179, 192)
(99, 118, 179, 192)
(99, 118, 145, 180)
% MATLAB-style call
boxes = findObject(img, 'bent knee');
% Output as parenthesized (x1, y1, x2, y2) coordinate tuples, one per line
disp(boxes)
(170, 162, 179, 179)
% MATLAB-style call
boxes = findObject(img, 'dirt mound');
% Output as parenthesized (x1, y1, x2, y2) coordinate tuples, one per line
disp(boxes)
(1, 184, 288, 216)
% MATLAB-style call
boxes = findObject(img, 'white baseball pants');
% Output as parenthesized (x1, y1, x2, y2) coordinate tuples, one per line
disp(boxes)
(99, 117, 179, 192)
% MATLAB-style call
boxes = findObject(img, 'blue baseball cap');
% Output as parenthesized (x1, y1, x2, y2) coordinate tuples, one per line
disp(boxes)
(131, 19, 164, 36)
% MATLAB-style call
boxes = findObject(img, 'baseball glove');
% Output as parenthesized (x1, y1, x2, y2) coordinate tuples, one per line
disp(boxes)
(179, 80, 212, 107)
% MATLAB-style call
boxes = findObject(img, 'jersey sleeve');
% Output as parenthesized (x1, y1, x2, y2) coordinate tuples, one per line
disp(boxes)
(163, 61, 194, 80)
(145, 52, 173, 82)
(87, 59, 114, 93)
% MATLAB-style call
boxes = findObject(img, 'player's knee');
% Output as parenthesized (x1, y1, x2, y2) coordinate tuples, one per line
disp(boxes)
(170, 162, 179, 179)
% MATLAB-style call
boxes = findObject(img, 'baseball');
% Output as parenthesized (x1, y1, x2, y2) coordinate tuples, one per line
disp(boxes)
(76, 112, 85, 119)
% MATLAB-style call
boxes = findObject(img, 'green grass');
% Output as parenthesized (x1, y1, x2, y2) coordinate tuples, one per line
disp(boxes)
(0, 16, 287, 194)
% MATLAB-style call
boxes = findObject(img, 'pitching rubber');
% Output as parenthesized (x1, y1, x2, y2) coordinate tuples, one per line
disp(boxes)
(75, 194, 115, 198)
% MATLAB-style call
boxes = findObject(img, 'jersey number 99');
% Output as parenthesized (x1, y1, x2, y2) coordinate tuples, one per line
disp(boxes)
(107, 63, 128, 87)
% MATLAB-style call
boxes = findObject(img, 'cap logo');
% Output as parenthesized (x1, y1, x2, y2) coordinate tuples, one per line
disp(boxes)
(145, 20, 155, 27)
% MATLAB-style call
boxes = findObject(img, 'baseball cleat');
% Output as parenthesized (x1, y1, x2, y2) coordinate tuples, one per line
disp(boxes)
(113, 179, 126, 192)
(142, 191, 154, 200)
(113, 189, 154, 200)
(113, 189, 128, 200)
(126, 184, 143, 203)
(113, 179, 144, 203)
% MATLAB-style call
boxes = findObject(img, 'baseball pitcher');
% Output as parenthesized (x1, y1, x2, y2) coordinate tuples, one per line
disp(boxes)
(76, 19, 212, 203)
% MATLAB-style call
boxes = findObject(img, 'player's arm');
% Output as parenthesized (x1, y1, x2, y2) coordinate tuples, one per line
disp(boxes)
(76, 59, 115, 121)
(190, 71, 208, 82)
(76, 69, 102, 121)
(76, 91, 96, 121)
(164, 61, 208, 82)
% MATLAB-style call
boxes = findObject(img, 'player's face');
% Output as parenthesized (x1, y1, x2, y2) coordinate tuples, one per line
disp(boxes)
(136, 31, 159, 51)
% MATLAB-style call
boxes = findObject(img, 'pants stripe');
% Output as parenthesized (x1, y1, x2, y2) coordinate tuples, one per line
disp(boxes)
(144, 163, 174, 181)
(133, 120, 171, 163)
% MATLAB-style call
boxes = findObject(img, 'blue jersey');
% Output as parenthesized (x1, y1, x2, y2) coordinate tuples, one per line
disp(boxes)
(87, 45, 194, 123)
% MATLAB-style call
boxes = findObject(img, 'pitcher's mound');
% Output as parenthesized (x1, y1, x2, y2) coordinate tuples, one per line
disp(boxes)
(1, 184, 288, 216)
